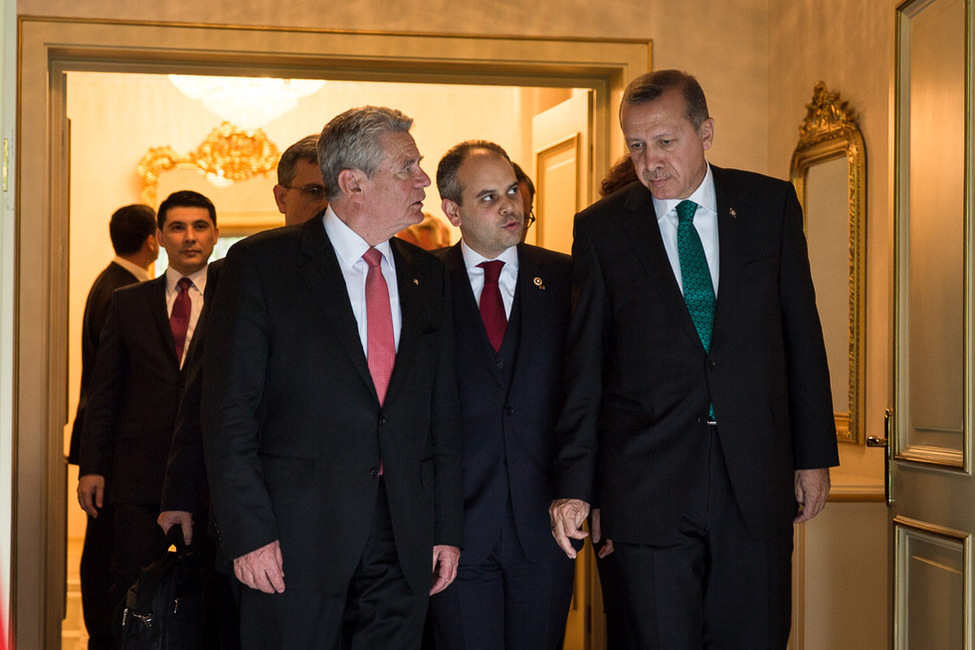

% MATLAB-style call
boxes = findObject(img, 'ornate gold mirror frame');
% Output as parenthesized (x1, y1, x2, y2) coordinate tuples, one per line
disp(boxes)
(790, 82, 866, 444)
(137, 121, 281, 213)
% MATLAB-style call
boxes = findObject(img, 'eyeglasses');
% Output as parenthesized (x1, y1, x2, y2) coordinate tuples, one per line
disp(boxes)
(283, 184, 327, 200)
(524, 209, 536, 230)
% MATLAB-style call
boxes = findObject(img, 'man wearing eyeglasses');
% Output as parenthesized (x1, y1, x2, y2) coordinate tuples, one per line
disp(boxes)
(273, 134, 328, 225)
(428, 141, 574, 650)
(512, 162, 536, 243)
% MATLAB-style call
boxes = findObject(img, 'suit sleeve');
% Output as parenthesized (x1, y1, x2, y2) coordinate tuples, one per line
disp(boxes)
(78, 294, 127, 478)
(777, 185, 840, 469)
(553, 213, 609, 502)
(201, 244, 278, 560)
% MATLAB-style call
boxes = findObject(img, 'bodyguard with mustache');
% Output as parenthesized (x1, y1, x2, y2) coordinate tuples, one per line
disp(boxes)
(78, 189, 219, 613)
(428, 141, 574, 650)
(202, 106, 463, 649)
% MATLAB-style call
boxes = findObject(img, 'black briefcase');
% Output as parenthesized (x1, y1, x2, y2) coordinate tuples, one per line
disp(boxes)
(118, 525, 204, 650)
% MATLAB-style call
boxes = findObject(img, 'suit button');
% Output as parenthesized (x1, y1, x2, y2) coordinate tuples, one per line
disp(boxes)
(379, 417, 387, 426)
(506, 407, 514, 416)
(707, 361, 716, 370)
(496, 360, 504, 370)
(370, 467, 381, 478)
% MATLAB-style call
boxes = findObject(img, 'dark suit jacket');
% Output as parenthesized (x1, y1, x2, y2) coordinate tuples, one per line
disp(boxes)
(79, 269, 209, 504)
(440, 243, 572, 564)
(201, 219, 463, 594)
(160, 258, 224, 517)
(555, 167, 839, 543)
(68, 261, 140, 464)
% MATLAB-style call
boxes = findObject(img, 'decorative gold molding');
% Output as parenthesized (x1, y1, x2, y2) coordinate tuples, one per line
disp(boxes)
(137, 122, 280, 205)
(790, 82, 867, 444)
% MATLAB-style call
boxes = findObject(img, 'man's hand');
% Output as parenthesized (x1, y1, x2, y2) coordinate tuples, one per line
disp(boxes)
(157, 510, 194, 544)
(591, 508, 614, 559)
(794, 467, 831, 523)
(77, 474, 105, 518)
(234, 540, 286, 594)
(430, 545, 461, 595)
(549, 498, 590, 559)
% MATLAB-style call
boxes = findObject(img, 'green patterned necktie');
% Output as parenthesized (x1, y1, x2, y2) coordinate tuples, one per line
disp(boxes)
(676, 200, 715, 351)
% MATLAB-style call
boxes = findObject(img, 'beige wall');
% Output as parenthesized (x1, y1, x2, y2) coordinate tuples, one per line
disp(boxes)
(769, 1, 895, 648)
(20, 0, 771, 174)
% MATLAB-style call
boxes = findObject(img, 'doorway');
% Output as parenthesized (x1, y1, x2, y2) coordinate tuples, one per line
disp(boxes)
(63, 70, 589, 648)
(17, 17, 649, 650)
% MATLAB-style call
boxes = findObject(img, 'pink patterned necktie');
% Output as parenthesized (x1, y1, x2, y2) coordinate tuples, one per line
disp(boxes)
(478, 260, 506, 351)
(363, 248, 395, 404)
(170, 276, 193, 362)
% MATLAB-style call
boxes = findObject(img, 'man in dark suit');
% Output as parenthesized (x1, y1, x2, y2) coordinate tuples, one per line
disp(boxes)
(272, 133, 329, 225)
(201, 106, 463, 649)
(158, 133, 328, 543)
(549, 70, 840, 648)
(69, 203, 158, 650)
(427, 141, 574, 650)
(77, 190, 219, 611)
(154, 135, 330, 649)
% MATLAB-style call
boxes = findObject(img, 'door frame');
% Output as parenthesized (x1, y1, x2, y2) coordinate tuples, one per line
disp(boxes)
(15, 17, 649, 648)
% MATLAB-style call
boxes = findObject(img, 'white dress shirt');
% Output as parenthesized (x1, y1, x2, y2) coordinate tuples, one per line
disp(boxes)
(165, 264, 208, 367)
(113, 255, 151, 282)
(460, 241, 519, 319)
(322, 206, 403, 355)
(651, 164, 720, 296)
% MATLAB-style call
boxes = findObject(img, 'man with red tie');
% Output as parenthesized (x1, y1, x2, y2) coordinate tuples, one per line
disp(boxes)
(202, 106, 463, 649)
(428, 141, 574, 650)
(78, 190, 219, 612)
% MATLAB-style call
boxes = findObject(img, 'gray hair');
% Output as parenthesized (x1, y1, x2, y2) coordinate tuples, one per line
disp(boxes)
(317, 106, 414, 200)
(276, 134, 320, 186)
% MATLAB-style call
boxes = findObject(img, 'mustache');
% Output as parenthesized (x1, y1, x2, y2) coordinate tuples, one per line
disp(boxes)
(642, 169, 670, 182)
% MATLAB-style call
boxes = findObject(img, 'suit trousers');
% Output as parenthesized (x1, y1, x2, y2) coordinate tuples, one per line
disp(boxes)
(80, 505, 115, 650)
(239, 479, 427, 650)
(429, 503, 575, 650)
(612, 427, 794, 649)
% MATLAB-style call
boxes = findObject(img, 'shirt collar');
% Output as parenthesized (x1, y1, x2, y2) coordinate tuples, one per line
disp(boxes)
(165, 263, 208, 294)
(652, 163, 716, 222)
(459, 240, 519, 273)
(112, 256, 151, 282)
(322, 205, 395, 271)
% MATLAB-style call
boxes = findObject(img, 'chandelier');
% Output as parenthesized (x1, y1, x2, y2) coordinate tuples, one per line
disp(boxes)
(168, 75, 326, 129)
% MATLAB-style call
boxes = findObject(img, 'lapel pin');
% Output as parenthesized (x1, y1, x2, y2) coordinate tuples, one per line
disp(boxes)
(534, 277, 545, 290)
(729, 208, 737, 219)
(413, 278, 419, 285)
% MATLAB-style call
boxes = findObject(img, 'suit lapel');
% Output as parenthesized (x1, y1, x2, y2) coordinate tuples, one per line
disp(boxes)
(182, 261, 218, 369)
(618, 185, 703, 351)
(145, 276, 180, 368)
(442, 244, 506, 386)
(297, 220, 375, 395)
(710, 166, 744, 352)
(384, 237, 429, 403)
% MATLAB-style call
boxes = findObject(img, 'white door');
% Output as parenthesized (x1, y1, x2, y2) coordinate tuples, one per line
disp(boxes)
(530, 91, 593, 256)
(891, 0, 973, 647)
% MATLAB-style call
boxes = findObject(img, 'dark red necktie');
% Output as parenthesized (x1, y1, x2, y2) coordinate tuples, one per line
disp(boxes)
(363, 248, 395, 404)
(478, 260, 506, 351)
(170, 276, 193, 362)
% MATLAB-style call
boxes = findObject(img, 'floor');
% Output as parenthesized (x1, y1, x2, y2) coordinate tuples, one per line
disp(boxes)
(62, 537, 89, 650)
